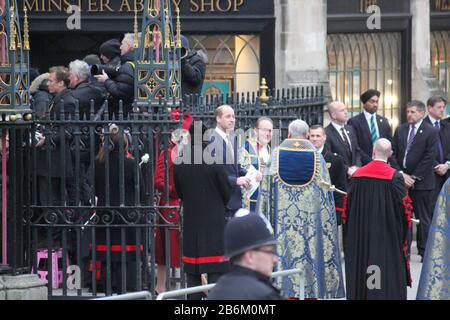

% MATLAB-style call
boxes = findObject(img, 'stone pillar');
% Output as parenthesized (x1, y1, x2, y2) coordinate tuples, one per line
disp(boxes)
(275, 0, 329, 90)
(411, 0, 444, 102)
(0, 274, 47, 300)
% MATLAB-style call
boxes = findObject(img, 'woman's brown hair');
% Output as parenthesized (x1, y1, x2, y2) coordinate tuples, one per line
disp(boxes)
(96, 124, 131, 162)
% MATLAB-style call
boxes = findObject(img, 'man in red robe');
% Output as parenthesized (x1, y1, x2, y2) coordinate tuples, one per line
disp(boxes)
(345, 138, 411, 299)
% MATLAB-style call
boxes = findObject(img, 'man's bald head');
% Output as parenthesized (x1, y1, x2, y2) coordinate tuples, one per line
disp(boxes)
(372, 138, 392, 161)
(328, 101, 348, 125)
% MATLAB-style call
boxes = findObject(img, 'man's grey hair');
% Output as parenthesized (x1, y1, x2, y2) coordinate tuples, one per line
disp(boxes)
(288, 119, 309, 138)
(122, 32, 142, 47)
(69, 60, 90, 81)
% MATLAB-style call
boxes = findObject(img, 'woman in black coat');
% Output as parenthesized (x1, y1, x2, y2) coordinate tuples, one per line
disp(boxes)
(89, 124, 145, 293)
(173, 122, 232, 299)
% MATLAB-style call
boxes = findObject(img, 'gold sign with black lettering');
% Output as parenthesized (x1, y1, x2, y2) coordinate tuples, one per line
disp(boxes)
(22, 0, 246, 13)
(359, 0, 379, 13)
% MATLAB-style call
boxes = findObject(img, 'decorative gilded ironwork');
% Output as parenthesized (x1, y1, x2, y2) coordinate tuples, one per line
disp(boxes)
(23, 6, 29, 51)
(0, 0, 31, 117)
(134, 0, 181, 111)
(259, 78, 269, 106)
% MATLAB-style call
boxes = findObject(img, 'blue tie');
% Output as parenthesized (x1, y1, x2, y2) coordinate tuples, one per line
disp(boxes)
(435, 121, 444, 163)
(370, 115, 378, 144)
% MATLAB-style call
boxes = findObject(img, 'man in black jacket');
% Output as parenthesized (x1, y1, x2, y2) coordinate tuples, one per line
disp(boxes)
(69, 59, 105, 119)
(35, 66, 76, 206)
(68, 59, 106, 206)
(391, 100, 439, 261)
(208, 105, 250, 219)
(423, 96, 450, 208)
(325, 101, 362, 181)
(208, 211, 282, 300)
(99, 38, 122, 69)
(95, 33, 140, 117)
(309, 125, 347, 225)
(180, 35, 206, 102)
(347, 89, 393, 165)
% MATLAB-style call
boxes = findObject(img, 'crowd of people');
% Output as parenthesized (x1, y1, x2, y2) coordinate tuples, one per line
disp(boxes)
(25, 30, 449, 299)
(171, 91, 449, 300)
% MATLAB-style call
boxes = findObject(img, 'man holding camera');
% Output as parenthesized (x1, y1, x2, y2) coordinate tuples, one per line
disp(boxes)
(180, 35, 206, 102)
(69, 60, 105, 119)
(390, 100, 439, 262)
(95, 33, 140, 117)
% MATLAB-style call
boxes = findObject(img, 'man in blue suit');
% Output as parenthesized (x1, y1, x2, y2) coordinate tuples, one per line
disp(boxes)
(207, 105, 250, 219)
(348, 89, 392, 165)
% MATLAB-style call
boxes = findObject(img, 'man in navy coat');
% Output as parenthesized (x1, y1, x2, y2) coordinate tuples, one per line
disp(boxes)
(207, 105, 251, 219)
(347, 89, 392, 165)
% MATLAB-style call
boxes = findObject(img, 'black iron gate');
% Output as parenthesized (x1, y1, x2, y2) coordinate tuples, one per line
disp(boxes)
(4, 87, 326, 299)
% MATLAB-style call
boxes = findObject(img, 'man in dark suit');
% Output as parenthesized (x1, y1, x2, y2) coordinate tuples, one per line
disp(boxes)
(207, 105, 251, 219)
(309, 125, 347, 225)
(348, 89, 393, 165)
(35, 66, 76, 206)
(391, 100, 439, 261)
(423, 96, 450, 209)
(325, 101, 362, 180)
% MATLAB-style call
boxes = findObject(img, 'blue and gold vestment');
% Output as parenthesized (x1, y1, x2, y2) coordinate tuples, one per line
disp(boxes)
(257, 139, 345, 299)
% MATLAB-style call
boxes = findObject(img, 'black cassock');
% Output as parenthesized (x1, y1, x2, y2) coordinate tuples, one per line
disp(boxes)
(345, 160, 410, 300)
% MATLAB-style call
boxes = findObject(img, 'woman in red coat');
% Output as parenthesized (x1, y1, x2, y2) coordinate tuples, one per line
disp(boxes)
(154, 112, 192, 294)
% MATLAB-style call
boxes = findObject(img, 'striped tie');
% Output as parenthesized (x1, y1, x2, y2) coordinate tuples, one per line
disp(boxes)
(370, 115, 378, 144)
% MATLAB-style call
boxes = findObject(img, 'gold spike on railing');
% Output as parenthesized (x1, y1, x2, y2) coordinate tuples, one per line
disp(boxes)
(23, 6, 30, 50)
(10, 5, 16, 50)
(133, 1, 139, 48)
(164, 7, 170, 49)
(175, 5, 181, 48)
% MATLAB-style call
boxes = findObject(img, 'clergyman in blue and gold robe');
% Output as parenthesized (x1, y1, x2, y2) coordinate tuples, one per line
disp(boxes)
(416, 177, 450, 300)
(256, 120, 345, 299)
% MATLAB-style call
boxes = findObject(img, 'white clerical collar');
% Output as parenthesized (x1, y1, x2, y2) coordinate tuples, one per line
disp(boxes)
(317, 146, 324, 154)
(363, 110, 377, 122)
(373, 158, 388, 163)
(331, 121, 345, 132)
(428, 115, 440, 125)
(215, 127, 229, 140)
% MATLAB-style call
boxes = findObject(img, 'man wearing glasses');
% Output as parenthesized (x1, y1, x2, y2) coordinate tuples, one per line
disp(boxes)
(208, 211, 282, 300)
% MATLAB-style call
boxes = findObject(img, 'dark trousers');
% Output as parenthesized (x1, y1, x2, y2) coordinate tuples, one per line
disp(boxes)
(186, 272, 223, 300)
(38, 176, 64, 206)
(409, 190, 434, 257)
(66, 162, 92, 206)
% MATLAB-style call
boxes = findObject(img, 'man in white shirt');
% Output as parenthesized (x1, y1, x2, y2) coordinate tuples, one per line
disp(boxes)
(423, 96, 450, 216)
(208, 105, 250, 218)
(325, 101, 362, 180)
(390, 100, 439, 261)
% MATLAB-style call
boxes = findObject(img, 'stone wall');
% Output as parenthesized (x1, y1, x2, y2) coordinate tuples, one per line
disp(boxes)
(0, 274, 47, 300)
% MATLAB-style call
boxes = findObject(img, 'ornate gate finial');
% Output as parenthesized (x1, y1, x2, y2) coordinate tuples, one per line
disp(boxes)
(0, 0, 31, 120)
(134, 0, 181, 112)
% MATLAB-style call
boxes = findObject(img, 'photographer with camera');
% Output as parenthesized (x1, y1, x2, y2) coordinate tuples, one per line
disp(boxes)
(95, 33, 141, 117)
(180, 35, 206, 103)
(69, 60, 106, 118)
(99, 38, 122, 70)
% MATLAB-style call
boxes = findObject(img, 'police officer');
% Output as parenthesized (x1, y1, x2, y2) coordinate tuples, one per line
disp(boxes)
(208, 211, 282, 300)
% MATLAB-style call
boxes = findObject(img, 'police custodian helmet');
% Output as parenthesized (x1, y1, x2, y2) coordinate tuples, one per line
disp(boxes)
(224, 209, 276, 258)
